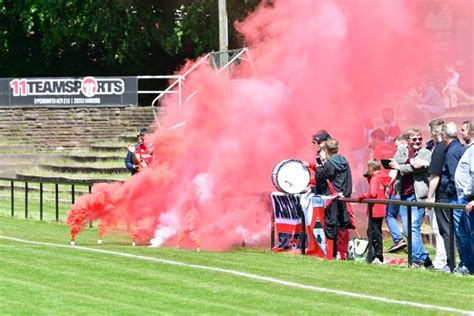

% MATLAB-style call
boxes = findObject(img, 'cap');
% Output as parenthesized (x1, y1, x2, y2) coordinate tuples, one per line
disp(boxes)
(312, 129, 331, 144)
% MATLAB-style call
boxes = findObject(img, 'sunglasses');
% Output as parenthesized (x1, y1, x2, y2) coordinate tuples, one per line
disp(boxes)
(410, 137, 423, 142)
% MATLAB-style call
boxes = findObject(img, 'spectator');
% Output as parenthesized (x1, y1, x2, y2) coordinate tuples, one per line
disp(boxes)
(382, 107, 401, 144)
(459, 120, 472, 146)
(351, 113, 374, 194)
(413, 77, 445, 119)
(385, 132, 410, 253)
(358, 159, 392, 264)
(389, 128, 433, 268)
(310, 129, 332, 195)
(125, 128, 152, 175)
(429, 122, 466, 272)
(370, 128, 396, 162)
(442, 64, 474, 109)
(425, 118, 448, 269)
(315, 139, 354, 257)
(454, 120, 474, 274)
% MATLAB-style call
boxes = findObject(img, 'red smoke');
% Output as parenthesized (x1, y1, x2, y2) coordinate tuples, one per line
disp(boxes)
(68, 0, 446, 249)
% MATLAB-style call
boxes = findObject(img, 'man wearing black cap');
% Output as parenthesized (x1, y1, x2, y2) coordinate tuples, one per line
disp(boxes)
(311, 129, 331, 195)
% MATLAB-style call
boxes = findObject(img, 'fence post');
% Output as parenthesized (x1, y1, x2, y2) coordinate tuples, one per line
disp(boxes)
(10, 180, 14, 217)
(300, 201, 306, 255)
(71, 184, 75, 204)
(407, 205, 412, 266)
(55, 183, 59, 222)
(39, 183, 43, 221)
(88, 185, 93, 228)
(271, 211, 275, 249)
(449, 209, 455, 272)
(367, 203, 373, 263)
(24, 182, 28, 219)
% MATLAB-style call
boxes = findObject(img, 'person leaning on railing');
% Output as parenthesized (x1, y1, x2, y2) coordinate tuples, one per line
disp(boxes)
(358, 159, 392, 264)
(389, 128, 433, 268)
(433, 122, 466, 273)
(454, 120, 474, 274)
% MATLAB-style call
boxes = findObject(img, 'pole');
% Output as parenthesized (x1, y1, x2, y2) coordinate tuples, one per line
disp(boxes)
(218, 0, 228, 68)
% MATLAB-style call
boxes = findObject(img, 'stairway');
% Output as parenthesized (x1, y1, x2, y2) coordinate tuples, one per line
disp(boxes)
(0, 106, 156, 150)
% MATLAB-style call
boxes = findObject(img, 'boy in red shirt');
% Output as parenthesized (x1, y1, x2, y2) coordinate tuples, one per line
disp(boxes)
(358, 159, 392, 264)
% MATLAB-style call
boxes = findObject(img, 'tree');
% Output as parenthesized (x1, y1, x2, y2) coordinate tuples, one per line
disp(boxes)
(0, 0, 262, 77)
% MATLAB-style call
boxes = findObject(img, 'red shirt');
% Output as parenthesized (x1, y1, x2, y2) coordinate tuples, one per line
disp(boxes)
(358, 172, 392, 218)
(135, 143, 153, 167)
(373, 142, 396, 160)
(384, 122, 401, 143)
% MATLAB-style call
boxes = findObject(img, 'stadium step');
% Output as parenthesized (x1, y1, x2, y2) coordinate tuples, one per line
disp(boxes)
(39, 164, 125, 174)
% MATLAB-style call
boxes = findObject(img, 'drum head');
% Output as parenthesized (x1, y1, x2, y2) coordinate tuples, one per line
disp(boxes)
(272, 159, 310, 194)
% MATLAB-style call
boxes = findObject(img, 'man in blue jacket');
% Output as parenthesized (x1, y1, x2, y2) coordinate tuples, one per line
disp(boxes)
(438, 122, 466, 272)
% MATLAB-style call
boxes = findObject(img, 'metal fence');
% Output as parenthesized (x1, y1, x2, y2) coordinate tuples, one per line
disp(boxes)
(2, 178, 468, 273)
(0, 177, 98, 223)
(271, 196, 467, 273)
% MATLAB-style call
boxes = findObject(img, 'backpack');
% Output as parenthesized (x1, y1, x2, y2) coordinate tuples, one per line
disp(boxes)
(347, 238, 369, 261)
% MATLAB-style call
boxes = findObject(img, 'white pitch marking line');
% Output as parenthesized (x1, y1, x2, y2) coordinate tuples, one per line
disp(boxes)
(0, 235, 472, 316)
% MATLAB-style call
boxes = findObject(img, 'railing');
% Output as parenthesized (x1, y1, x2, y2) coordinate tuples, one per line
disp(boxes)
(4, 178, 465, 273)
(0, 177, 107, 223)
(272, 196, 466, 273)
(141, 48, 250, 129)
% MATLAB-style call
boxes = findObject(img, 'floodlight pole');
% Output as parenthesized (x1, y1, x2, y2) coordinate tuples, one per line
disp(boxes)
(218, 0, 229, 68)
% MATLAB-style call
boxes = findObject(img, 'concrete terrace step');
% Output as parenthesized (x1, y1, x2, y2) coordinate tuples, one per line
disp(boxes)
(0, 145, 36, 152)
(89, 144, 125, 152)
(66, 155, 123, 162)
(15, 173, 124, 185)
(39, 164, 126, 174)
(0, 154, 62, 163)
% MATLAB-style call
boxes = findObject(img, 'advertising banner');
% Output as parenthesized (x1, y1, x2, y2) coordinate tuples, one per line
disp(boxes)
(0, 76, 138, 107)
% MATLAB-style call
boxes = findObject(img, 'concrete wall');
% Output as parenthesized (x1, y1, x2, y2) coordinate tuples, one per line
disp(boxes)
(0, 106, 156, 150)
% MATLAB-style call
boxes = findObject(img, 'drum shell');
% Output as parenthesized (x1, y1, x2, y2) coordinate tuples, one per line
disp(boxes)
(272, 159, 310, 194)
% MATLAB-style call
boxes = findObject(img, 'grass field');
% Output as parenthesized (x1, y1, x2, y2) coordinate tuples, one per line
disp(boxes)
(1, 216, 473, 315)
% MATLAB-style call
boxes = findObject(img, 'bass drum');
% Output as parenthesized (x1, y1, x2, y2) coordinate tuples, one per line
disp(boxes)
(272, 159, 310, 194)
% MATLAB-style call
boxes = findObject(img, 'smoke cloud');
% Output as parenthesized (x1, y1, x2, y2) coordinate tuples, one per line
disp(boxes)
(68, 0, 442, 249)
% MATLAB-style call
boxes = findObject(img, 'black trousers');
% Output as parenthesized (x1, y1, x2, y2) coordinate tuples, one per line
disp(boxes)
(434, 196, 452, 265)
(367, 217, 384, 262)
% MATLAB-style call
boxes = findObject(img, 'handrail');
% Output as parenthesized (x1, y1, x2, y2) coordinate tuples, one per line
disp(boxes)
(184, 48, 248, 109)
(340, 197, 465, 210)
(150, 52, 212, 109)
(270, 194, 466, 273)
(337, 197, 462, 272)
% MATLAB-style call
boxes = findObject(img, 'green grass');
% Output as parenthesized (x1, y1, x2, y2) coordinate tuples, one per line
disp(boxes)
(0, 216, 473, 315)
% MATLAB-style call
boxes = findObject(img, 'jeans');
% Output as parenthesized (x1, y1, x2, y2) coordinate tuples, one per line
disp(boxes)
(455, 197, 474, 272)
(385, 195, 407, 243)
(401, 194, 428, 263)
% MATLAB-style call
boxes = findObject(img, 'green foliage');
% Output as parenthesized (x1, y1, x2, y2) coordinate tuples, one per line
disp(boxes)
(0, 0, 261, 77)
(175, 0, 261, 56)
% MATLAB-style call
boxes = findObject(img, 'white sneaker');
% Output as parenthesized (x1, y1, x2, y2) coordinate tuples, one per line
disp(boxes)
(436, 265, 451, 273)
(371, 258, 384, 265)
